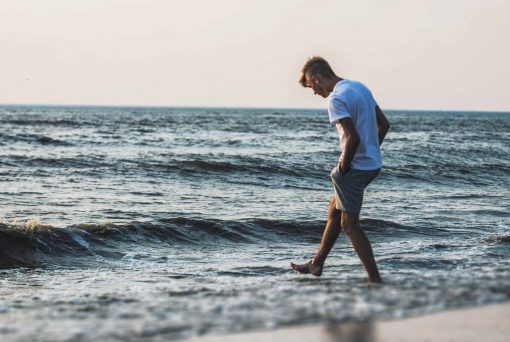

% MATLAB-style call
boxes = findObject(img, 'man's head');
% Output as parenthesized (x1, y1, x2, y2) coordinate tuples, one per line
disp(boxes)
(299, 56, 340, 98)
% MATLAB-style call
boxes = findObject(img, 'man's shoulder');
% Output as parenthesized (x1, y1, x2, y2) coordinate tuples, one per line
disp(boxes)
(331, 80, 360, 100)
(334, 79, 374, 102)
(341, 79, 371, 92)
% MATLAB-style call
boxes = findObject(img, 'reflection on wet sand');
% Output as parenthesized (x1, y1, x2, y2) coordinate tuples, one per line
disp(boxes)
(185, 302, 510, 342)
(185, 322, 375, 342)
(323, 322, 373, 342)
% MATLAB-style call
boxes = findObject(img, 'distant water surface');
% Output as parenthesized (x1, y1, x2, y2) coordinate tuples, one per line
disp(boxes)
(0, 106, 509, 341)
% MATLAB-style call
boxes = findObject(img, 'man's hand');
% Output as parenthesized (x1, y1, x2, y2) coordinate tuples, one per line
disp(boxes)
(339, 161, 350, 175)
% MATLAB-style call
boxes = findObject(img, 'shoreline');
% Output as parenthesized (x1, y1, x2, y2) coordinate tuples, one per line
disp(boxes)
(184, 301, 510, 342)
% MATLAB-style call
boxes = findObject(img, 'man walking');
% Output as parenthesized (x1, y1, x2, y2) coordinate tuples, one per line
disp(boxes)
(291, 56, 390, 283)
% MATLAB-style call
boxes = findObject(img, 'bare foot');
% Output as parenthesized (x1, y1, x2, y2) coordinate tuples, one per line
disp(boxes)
(290, 259, 323, 277)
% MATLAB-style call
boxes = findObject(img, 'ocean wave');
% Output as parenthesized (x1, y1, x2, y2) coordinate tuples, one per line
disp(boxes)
(0, 217, 452, 268)
(381, 163, 509, 186)
(484, 234, 510, 244)
(2, 149, 506, 182)
(0, 118, 85, 127)
(5, 155, 109, 168)
(1, 155, 327, 178)
(36, 136, 74, 146)
(155, 159, 313, 176)
(0, 218, 319, 267)
(0, 133, 74, 146)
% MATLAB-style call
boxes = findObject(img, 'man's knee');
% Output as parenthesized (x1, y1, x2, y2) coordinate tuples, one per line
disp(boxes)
(328, 197, 336, 210)
(328, 197, 341, 223)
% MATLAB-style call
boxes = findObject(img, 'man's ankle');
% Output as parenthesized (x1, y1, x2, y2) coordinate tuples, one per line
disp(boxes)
(311, 257, 324, 265)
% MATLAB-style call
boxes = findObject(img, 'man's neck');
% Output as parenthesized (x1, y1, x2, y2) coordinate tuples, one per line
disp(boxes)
(327, 76, 343, 94)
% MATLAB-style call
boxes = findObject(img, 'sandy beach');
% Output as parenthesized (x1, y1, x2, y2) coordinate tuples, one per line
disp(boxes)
(185, 302, 510, 342)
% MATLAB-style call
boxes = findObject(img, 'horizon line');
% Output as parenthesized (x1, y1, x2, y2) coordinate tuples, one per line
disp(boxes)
(0, 102, 509, 114)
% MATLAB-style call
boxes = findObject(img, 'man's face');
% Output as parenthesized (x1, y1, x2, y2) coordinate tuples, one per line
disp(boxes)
(306, 74, 328, 98)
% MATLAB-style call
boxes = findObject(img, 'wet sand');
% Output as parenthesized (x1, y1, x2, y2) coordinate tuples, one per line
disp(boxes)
(185, 302, 510, 342)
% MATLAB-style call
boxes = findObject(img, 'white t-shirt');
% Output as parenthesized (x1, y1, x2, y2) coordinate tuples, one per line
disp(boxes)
(328, 79, 382, 170)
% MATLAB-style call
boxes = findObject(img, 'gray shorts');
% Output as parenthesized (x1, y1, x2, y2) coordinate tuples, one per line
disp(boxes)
(330, 166, 381, 213)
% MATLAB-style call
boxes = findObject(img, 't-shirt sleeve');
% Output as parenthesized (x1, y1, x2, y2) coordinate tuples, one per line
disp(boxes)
(368, 89, 378, 108)
(328, 96, 351, 124)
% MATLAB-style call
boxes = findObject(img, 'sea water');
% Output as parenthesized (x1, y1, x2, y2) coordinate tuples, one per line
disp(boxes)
(0, 106, 509, 341)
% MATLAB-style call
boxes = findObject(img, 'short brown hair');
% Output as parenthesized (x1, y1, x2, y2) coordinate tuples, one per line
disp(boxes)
(299, 56, 336, 87)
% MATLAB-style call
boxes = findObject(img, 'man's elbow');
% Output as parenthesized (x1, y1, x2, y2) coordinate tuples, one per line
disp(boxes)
(350, 133, 361, 147)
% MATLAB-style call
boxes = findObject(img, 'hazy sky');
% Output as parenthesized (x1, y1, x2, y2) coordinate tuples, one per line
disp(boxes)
(2, 0, 509, 110)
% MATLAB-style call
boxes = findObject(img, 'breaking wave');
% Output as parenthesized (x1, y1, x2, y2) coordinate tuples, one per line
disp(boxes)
(0, 217, 463, 268)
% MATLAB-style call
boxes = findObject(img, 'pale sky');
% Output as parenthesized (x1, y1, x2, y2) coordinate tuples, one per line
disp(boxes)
(1, 0, 509, 110)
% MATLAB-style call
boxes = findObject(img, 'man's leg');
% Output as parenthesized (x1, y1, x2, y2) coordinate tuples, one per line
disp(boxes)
(312, 196, 342, 265)
(291, 196, 341, 276)
(341, 211, 382, 283)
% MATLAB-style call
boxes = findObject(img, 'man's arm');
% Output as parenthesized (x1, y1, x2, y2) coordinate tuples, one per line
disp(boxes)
(375, 105, 390, 145)
(338, 117, 360, 174)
